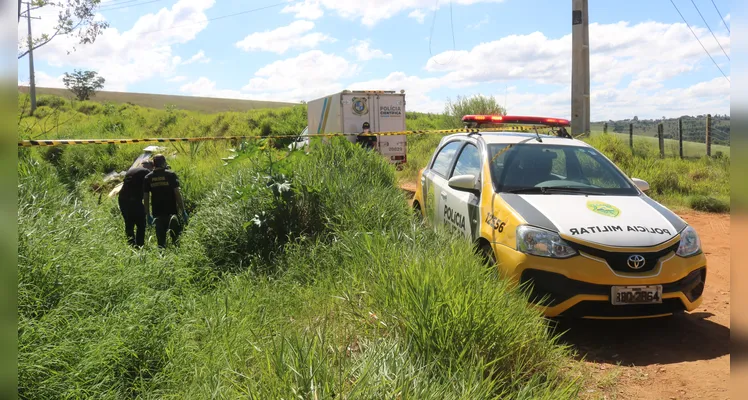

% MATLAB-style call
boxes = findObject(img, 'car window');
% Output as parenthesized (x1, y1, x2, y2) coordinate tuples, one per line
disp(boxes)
(575, 149, 626, 188)
(487, 143, 638, 195)
(549, 148, 566, 177)
(431, 141, 462, 177)
(451, 143, 481, 178)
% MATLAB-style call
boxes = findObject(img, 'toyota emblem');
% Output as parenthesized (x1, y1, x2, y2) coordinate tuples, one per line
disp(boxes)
(627, 254, 646, 269)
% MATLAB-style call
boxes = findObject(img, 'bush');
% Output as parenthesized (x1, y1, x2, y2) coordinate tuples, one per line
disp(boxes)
(37, 95, 68, 109)
(445, 94, 506, 128)
(689, 195, 729, 213)
(77, 101, 104, 115)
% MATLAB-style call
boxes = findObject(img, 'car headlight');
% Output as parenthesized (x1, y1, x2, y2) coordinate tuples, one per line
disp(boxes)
(676, 225, 701, 257)
(516, 225, 577, 258)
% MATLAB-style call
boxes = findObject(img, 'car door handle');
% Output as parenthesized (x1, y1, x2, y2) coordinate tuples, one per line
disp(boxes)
(440, 191, 448, 199)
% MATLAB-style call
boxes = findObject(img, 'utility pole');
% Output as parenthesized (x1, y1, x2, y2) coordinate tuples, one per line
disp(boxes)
(571, 0, 590, 137)
(21, 1, 40, 115)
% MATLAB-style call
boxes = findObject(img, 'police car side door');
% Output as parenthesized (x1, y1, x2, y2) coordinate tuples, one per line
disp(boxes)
(443, 141, 482, 240)
(423, 140, 464, 228)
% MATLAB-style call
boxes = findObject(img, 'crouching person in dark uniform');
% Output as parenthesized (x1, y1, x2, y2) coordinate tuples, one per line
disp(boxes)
(143, 154, 188, 248)
(356, 121, 377, 150)
(118, 160, 153, 247)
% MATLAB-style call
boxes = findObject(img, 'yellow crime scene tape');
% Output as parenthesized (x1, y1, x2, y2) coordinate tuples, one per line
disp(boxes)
(17, 125, 565, 147)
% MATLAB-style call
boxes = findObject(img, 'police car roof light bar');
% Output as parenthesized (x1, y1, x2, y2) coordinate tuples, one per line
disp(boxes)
(461, 115, 571, 127)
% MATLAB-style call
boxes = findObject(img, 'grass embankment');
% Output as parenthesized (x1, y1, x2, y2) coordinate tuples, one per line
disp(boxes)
(398, 130, 730, 213)
(19, 136, 580, 398)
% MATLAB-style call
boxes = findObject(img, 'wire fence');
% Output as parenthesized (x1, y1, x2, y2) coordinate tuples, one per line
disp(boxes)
(591, 115, 730, 159)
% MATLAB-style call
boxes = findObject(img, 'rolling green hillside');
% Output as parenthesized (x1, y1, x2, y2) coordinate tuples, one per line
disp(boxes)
(18, 86, 298, 113)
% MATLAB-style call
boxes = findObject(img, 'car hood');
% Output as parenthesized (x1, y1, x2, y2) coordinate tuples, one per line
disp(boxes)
(500, 193, 688, 248)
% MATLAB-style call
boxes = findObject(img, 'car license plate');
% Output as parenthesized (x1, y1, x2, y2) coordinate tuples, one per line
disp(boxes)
(611, 285, 663, 305)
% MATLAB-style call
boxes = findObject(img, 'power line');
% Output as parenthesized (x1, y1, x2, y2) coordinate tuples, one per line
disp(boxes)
(131, 2, 287, 37)
(710, 0, 730, 33)
(428, 0, 457, 66)
(668, 0, 730, 84)
(689, 0, 729, 60)
(99, 0, 148, 7)
(99, 0, 166, 11)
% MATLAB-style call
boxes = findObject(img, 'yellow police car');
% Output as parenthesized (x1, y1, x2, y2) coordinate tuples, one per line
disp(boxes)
(412, 115, 706, 319)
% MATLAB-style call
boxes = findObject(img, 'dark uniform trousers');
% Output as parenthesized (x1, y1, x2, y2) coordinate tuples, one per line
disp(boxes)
(119, 199, 146, 247)
(154, 214, 182, 248)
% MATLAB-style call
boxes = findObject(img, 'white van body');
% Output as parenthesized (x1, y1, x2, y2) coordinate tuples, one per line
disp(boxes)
(307, 90, 407, 166)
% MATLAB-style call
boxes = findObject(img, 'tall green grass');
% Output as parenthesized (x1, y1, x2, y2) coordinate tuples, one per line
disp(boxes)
(18, 138, 580, 398)
(585, 133, 730, 211)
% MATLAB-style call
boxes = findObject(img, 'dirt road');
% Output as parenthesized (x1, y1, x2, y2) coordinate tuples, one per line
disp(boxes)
(398, 184, 730, 399)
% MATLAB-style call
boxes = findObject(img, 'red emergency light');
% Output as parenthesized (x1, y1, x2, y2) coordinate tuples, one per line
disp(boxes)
(461, 115, 570, 127)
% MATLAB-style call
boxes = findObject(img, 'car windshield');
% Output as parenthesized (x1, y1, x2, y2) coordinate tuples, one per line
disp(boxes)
(487, 143, 639, 196)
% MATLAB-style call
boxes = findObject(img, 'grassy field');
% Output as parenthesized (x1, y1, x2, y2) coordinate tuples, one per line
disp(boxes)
(588, 130, 730, 158)
(18, 92, 588, 398)
(18, 138, 582, 398)
(18, 91, 732, 397)
(18, 86, 298, 113)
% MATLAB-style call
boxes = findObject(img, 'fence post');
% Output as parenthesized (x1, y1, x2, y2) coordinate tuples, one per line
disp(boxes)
(706, 114, 712, 157)
(629, 123, 633, 151)
(603, 122, 607, 133)
(658, 123, 664, 158)
(678, 118, 683, 159)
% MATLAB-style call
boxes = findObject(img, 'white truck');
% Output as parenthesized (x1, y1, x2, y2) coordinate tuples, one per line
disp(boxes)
(306, 90, 407, 167)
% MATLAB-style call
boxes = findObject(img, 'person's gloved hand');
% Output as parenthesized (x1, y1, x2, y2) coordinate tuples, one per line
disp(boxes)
(147, 215, 154, 226)
(182, 210, 189, 224)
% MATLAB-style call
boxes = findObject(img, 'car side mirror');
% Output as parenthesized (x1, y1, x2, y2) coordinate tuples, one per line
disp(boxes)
(631, 177, 650, 192)
(448, 174, 479, 193)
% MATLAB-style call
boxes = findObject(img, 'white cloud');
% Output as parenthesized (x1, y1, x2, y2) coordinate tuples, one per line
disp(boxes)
(182, 50, 210, 64)
(408, 9, 426, 24)
(467, 16, 489, 30)
(501, 76, 730, 121)
(425, 21, 730, 88)
(282, 0, 324, 20)
(180, 50, 359, 102)
(167, 75, 188, 82)
(348, 39, 392, 61)
(235, 20, 334, 54)
(349, 71, 447, 112)
(19, 0, 216, 91)
(17, 71, 66, 89)
(315, 0, 504, 27)
(180, 77, 249, 99)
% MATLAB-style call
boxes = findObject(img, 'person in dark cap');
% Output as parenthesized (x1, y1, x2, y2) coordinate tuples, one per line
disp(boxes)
(356, 121, 377, 150)
(143, 154, 188, 248)
(118, 159, 153, 247)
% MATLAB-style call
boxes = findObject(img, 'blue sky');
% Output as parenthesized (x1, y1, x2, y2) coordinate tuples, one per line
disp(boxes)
(17, 0, 731, 120)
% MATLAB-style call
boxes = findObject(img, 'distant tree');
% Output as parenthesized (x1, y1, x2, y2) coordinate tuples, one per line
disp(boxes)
(63, 69, 105, 100)
(445, 94, 506, 127)
(18, 0, 109, 59)
(632, 115, 638, 122)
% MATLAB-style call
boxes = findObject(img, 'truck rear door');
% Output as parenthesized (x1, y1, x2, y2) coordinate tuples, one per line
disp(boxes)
(374, 94, 407, 166)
